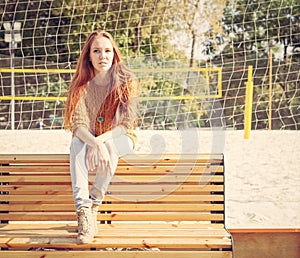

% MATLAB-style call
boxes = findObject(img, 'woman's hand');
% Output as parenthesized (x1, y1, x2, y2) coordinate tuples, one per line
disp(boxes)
(86, 141, 112, 172)
(96, 141, 112, 170)
(74, 126, 123, 174)
(85, 145, 99, 171)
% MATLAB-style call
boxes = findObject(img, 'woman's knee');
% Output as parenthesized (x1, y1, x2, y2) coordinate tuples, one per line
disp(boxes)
(105, 135, 134, 158)
(70, 136, 86, 155)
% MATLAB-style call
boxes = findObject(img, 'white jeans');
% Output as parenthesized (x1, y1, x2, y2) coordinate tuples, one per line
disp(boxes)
(70, 135, 134, 210)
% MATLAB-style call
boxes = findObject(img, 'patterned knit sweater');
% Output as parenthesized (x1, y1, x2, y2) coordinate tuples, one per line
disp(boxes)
(72, 80, 137, 145)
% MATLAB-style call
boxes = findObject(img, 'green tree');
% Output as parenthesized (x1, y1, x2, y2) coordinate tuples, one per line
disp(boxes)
(0, 0, 190, 129)
(209, 0, 300, 129)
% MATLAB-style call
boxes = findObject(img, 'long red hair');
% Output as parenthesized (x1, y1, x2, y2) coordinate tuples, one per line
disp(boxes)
(64, 30, 139, 133)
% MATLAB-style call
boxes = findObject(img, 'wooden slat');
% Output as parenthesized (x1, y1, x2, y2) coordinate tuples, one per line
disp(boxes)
(0, 230, 230, 239)
(0, 251, 233, 258)
(0, 165, 224, 173)
(0, 174, 224, 184)
(108, 184, 224, 193)
(0, 225, 230, 238)
(0, 166, 70, 173)
(0, 185, 224, 195)
(0, 203, 224, 212)
(117, 165, 224, 174)
(0, 167, 222, 175)
(0, 223, 225, 230)
(0, 212, 224, 222)
(0, 164, 70, 174)
(112, 175, 224, 183)
(229, 228, 300, 233)
(0, 236, 231, 249)
(0, 154, 70, 163)
(0, 175, 72, 182)
(0, 193, 224, 204)
(119, 154, 224, 164)
(0, 153, 223, 164)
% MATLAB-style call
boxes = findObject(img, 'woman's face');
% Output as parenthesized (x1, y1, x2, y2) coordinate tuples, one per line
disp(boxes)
(89, 36, 114, 75)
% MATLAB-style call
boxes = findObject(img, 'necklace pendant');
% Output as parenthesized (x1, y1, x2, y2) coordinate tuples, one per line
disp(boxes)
(97, 116, 103, 123)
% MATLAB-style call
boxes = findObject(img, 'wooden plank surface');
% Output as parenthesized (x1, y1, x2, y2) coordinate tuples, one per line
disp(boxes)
(0, 251, 233, 258)
(0, 223, 225, 230)
(0, 165, 224, 173)
(1, 236, 232, 249)
(0, 153, 223, 163)
(0, 203, 224, 212)
(0, 212, 224, 222)
(0, 195, 224, 204)
(0, 153, 231, 254)
(0, 224, 230, 238)
(0, 184, 224, 195)
(0, 175, 224, 184)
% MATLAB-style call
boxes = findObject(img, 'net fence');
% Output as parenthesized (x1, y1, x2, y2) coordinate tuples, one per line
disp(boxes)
(0, 0, 299, 130)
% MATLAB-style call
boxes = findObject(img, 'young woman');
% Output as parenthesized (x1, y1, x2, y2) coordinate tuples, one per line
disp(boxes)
(64, 30, 139, 244)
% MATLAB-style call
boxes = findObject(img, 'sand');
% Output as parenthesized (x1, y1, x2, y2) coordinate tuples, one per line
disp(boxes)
(0, 129, 299, 229)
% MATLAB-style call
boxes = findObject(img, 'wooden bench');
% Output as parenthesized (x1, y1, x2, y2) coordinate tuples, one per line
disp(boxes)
(0, 153, 233, 257)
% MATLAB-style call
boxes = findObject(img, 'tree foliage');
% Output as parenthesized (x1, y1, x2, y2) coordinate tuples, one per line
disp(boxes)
(0, 0, 299, 129)
(210, 0, 300, 129)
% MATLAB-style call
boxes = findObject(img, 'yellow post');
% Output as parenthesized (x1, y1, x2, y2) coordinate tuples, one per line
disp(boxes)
(244, 65, 254, 139)
(269, 49, 273, 130)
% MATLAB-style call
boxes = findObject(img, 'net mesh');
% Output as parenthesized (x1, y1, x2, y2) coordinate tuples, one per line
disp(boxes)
(0, 0, 299, 130)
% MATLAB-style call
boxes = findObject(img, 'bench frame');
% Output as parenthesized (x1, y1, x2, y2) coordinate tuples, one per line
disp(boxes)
(0, 153, 233, 257)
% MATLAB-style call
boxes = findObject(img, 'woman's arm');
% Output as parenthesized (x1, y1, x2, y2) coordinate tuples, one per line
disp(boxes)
(74, 126, 98, 148)
(95, 125, 127, 143)
(74, 125, 127, 171)
(74, 125, 127, 146)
